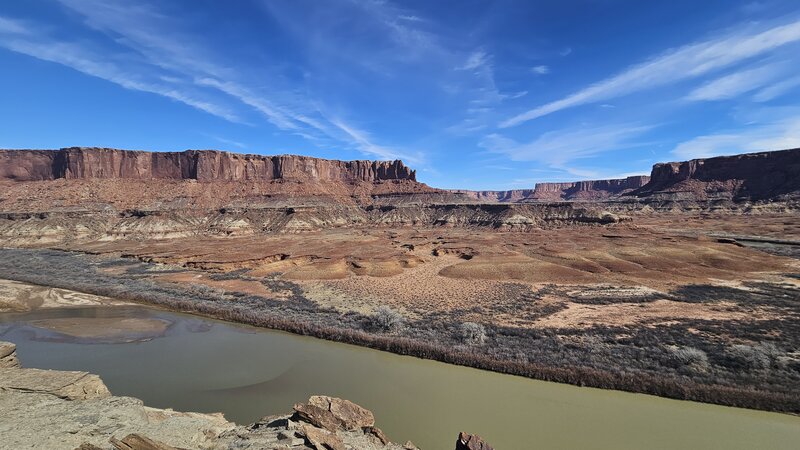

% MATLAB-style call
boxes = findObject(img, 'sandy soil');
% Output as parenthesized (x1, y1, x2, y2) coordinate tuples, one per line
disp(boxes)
(27, 317, 171, 341)
(0, 279, 130, 312)
(154, 272, 280, 298)
(534, 299, 773, 329)
(300, 255, 527, 317)
(9, 214, 798, 334)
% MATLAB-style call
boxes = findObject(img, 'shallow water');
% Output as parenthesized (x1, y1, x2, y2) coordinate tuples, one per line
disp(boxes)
(1, 306, 799, 450)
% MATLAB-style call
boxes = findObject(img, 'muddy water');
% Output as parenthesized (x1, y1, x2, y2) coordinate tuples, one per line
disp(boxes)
(1, 306, 799, 450)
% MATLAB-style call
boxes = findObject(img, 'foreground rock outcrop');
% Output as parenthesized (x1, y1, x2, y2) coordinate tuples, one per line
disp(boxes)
(0, 341, 494, 450)
(0, 367, 110, 400)
(456, 432, 495, 450)
(0, 341, 19, 368)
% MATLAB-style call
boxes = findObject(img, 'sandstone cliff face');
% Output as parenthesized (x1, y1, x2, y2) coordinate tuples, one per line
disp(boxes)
(632, 148, 800, 200)
(447, 189, 535, 202)
(451, 176, 649, 203)
(0, 147, 416, 183)
(532, 176, 651, 201)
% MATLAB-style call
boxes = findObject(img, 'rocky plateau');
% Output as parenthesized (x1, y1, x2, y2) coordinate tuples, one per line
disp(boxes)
(0, 146, 799, 423)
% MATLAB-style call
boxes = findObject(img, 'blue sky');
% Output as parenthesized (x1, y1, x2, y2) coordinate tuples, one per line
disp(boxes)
(1, 0, 800, 189)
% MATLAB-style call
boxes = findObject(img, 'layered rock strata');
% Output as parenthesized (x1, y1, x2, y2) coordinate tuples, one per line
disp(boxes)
(449, 148, 800, 203)
(531, 176, 651, 201)
(631, 148, 800, 200)
(447, 189, 536, 203)
(449, 176, 650, 202)
(0, 203, 621, 245)
(0, 147, 416, 182)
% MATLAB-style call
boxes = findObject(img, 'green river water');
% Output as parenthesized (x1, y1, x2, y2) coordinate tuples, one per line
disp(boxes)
(1, 306, 798, 450)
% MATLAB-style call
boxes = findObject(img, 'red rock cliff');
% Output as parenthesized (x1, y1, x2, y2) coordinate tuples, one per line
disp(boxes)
(532, 176, 651, 201)
(447, 176, 649, 203)
(0, 147, 417, 183)
(632, 148, 800, 200)
(447, 189, 536, 202)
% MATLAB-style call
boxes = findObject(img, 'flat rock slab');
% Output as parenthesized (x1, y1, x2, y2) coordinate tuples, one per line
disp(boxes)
(0, 390, 233, 449)
(308, 395, 376, 431)
(0, 342, 18, 368)
(0, 367, 110, 400)
(110, 433, 179, 450)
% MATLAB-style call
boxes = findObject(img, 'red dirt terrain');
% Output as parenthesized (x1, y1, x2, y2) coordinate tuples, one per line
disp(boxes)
(0, 146, 798, 412)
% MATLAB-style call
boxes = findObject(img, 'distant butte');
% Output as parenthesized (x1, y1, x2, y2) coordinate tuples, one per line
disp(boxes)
(450, 148, 800, 203)
(0, 147, 800, 214)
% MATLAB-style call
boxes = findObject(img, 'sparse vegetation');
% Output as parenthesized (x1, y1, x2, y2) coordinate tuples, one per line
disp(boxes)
(459, 322, 486, 345)
(371, 306, 405, 332)
(725, 343, 784, 371)
(668, 346, 710, 372)
(0, 248, 798, 413)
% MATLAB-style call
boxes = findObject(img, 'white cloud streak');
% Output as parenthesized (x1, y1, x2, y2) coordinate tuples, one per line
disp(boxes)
(0, 27, 242, 122)
(531, 65, 550, 75)
(501, 19, 800, 128)
(0, 16, 29, 34)
(0, 1, 420, 163)
(328, 118, 420, 163)
(672, 116, 800, 159)
(195, 78, 298, 130)
(457, 50, 491, 71)
(481, 124, 652, 166)
(686, 63, 784, 101)
(752, 75, 800, 102)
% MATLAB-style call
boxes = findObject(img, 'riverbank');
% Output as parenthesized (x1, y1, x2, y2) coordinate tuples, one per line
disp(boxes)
(0, 247, 798, 415)
(0, 340, 437, 449)
(4, 305, 800, 449)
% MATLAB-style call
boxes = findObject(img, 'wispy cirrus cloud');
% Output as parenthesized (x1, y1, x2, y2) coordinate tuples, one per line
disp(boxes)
(753, 75, 800, 102)
(327, 117, 422, 163)
(0, 16, 29, 34)
(0, 23, 242, 123)
(0, 0, 426, 162)
(531, 65, 550, 75)
(686, 63, 785, 101)
(500, 18, 800, 128)
(480, 124, 652, 170)
(672, 115, 800, 159)
(457, 50, 491, 71)
(195, 78, 299, 131)
(203, 134, 247, 149)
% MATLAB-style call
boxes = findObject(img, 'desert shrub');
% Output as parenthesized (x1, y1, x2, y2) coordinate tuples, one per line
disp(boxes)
(668, 346, 709, 371)
(371, 306, 404, 332)
(2, 248, 800, 413)
(459, 322, 486, 345)
(726, 343, 782, 370)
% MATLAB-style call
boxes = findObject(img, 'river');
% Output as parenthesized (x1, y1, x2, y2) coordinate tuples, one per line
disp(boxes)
(1, 305, 798, 450)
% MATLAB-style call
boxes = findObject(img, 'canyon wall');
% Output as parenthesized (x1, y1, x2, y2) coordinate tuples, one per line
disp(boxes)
(451, 149, 800, 203)
(531, 176, 651, 201)
(451, 176, 650, 202)
(631, 148, 800, 200)
(0, 147, 416, 183)
(447, 189, 535, 202)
